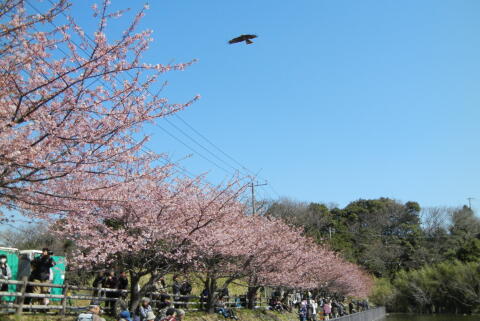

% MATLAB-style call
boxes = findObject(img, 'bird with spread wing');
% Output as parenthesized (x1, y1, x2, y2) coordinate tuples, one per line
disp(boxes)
(228, 34, 258, 45)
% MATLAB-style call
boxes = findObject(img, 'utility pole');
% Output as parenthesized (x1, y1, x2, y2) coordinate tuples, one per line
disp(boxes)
(467, 197, 475, 209)
(250, 180, 267, 215)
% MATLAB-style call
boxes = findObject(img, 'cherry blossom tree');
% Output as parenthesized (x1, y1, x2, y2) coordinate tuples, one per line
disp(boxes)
(0, 0, 197, 221)
(194, 212, 372, 310)
(55, 173, 247, 311)
(192, 213, 261, 312)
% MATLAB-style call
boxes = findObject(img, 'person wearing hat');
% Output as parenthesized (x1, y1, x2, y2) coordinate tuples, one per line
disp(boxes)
(0, 254, 12, 304)
(118, 310, 133, 321)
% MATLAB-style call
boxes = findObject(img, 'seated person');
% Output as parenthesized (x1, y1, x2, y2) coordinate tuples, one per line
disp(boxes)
(118, 310, 133, 321)
(215, 298, 238, 320)
(77, 305, 106, 321)
(160, 307, 177, 321)
(137, 297, 153, 321)
(175, 309, 185, 321)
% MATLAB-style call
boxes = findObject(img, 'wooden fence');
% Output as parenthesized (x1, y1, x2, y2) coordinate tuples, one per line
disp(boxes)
(0, 279, 265, 316)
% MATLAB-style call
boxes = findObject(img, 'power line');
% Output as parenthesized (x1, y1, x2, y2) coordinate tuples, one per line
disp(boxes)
(172, 114, 258, 177)
(25, 0, 235, 176)
(161, 118, 243, 175)
(154, 123, 236, 177)
(24, 0, 281, 199)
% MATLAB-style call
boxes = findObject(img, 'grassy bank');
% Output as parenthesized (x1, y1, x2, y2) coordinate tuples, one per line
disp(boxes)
(0, 309, 297, 321)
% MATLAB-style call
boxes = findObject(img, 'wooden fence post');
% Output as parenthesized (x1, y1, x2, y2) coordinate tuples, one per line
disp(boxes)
(15, 276, 28, 316)
(61, 283, 69, 315)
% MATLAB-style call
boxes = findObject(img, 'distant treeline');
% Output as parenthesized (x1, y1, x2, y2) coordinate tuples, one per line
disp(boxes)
(265, 198, 480, 313)
(371, 260, 480, 314)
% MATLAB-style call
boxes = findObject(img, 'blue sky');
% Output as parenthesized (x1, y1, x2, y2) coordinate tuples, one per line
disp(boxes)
(54, 1, 480, 210)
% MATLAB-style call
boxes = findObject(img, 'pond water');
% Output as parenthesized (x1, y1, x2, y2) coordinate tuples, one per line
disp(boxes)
(382, 314, 480, 321)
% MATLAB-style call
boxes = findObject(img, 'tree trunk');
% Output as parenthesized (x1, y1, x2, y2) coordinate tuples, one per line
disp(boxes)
(205, 276, 218, 313)
(129, 272, 141, 313)
(246, 286, 259, 309)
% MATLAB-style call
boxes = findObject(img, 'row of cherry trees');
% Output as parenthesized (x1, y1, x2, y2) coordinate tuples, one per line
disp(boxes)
(0, 0, 372, 312)
(55, 173, 372, 311)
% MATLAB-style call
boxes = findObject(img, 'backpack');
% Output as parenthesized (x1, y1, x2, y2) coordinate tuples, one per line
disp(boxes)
(77, 313, 94, 321)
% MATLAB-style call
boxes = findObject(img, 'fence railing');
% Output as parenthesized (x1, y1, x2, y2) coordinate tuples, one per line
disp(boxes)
(1, 279, 385, 321)
(330, 307, 386, 321)
(0, 279, 266, 316)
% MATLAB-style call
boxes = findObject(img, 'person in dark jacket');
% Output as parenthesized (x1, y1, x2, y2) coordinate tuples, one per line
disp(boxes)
(92, 271, 106, 300)
(104, 270, 118, 314)
(117, 271, 128, 295)
(30, 248, 55, 305)
(200, 288, 209, 311)
(172, 275, 181, 308)
(179, 279, 192, 308)
(112, 271, 129, 314)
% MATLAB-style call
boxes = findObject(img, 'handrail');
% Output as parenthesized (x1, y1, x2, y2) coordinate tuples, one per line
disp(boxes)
(0, 278, 268, 316)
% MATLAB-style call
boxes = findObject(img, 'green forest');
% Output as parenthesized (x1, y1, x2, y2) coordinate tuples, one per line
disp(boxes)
(265, 198, 480, 314)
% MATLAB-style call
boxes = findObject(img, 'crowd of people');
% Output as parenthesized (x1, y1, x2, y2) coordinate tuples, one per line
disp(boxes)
(267, 290, 370, 321)
(82, 272, 370, 321)
(2, 258, 370, 321)
(77, 302, 186, 321)
(84, 273, 194, 321)
(92, 270, 129, 312)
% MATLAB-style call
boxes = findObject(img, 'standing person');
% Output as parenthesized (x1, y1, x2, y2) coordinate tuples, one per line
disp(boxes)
(104, 271, 118, 314)
(116, 271, 129, 302)
(331, 299, 339, 319)
(92, 271, 106, 302)
(154, 277, 167, 293)
(363, 299, 369, 310)
(117, 271, 128, 291)
(0, 254, 12, 304)
(200, 287, 209, 311)
(298, 301, 307, 321)
(171, 275, 181, 308)
(348, 301, 354, 314)
(306, 297, 317, 321)
(30, 248, 56, 306)
(323, 300, 331, 320)
(179, 279, 192, 308)
(338, 300, 346, 316)
(293, 292, 302, 308)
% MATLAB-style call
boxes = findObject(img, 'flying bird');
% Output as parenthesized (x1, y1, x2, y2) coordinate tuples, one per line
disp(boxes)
(228, 34, 258, 45)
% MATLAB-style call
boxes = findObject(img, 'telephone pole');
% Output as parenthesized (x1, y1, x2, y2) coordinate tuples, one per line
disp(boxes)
(250, 180, 267, 215)
(467, 197, 475, 209)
